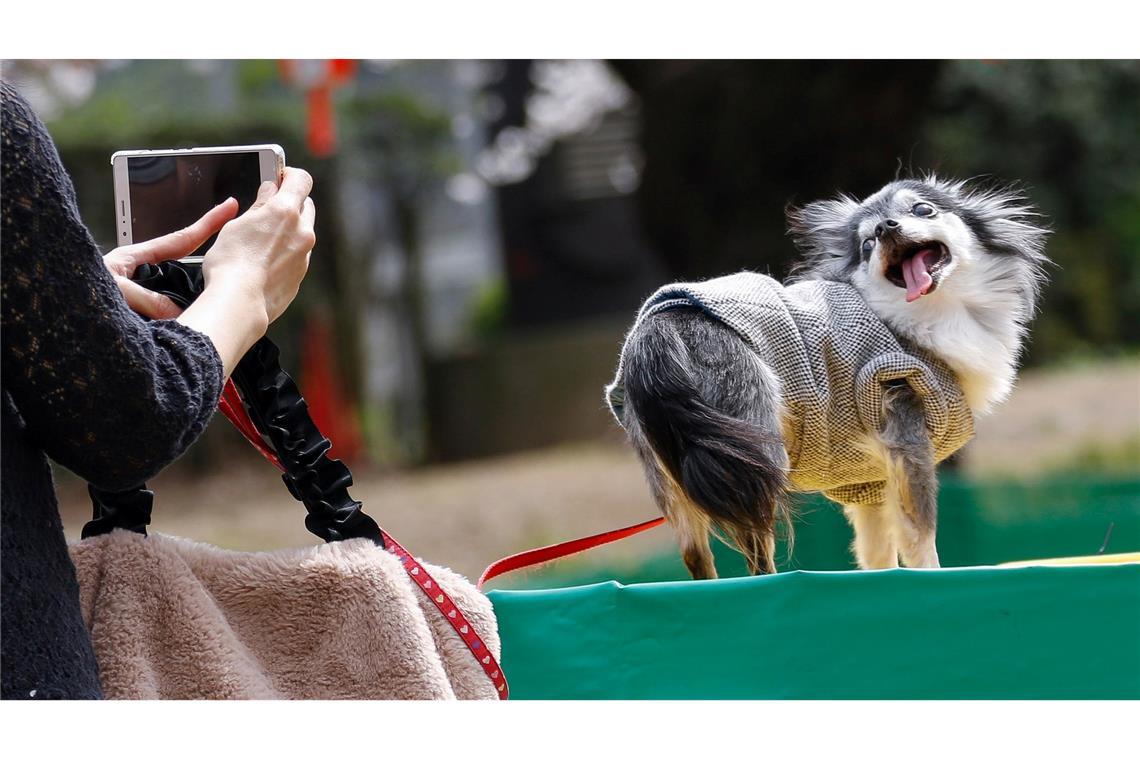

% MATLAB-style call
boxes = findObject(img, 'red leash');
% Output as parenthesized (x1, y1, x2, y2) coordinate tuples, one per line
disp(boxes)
(381, 530, 508, 697)
(216, 379, 508, 699)
(477, 516, 666, 591)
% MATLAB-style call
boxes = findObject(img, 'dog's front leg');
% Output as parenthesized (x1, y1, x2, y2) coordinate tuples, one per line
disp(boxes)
(843, 503, 899, 569)
(879, 384, 940, 568)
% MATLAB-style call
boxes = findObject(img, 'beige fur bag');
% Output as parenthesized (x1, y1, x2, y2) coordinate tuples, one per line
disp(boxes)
(69, 530, 501, 700)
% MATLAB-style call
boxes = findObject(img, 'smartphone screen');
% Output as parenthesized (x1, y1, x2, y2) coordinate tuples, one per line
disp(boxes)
(126, 152, 263, 257)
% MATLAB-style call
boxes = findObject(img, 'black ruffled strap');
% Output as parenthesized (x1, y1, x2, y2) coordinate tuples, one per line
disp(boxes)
(85, 261, 383, 547)
(230, 338, 383, 545)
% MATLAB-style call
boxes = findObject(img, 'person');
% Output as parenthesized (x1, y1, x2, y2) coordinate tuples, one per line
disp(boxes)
(0, 80, 317, 699)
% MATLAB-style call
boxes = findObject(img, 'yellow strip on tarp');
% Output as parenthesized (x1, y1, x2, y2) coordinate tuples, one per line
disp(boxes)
(999, 552, 1140, 568)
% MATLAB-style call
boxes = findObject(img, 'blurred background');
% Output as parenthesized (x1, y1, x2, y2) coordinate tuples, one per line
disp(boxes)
(4, 59, 1138, 585)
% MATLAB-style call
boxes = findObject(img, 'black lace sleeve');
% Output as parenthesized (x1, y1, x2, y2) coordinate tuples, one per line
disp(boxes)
(0, 81, 223, 490)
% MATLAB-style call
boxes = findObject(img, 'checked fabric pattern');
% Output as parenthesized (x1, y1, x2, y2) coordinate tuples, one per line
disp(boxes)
(606, 272, 976, 507)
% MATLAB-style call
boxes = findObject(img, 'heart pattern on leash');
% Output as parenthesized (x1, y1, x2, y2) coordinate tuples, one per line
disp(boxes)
(383, 531, 509, 699)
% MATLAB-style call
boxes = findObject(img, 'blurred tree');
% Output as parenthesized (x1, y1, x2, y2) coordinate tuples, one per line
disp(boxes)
(924, 60, 1140, 365)
(341, 79, 457, 463)
(483, 60, 663, 328)
(611, 60, 945, 280)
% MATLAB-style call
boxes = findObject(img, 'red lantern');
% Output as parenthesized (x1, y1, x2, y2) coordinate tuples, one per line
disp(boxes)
(278, 60, 358, 158)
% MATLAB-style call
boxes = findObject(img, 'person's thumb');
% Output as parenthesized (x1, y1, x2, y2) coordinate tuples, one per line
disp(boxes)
(249, 180, 278, 211)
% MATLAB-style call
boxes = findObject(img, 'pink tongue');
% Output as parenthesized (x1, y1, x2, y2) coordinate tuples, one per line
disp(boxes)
(903, 249, 935, 303)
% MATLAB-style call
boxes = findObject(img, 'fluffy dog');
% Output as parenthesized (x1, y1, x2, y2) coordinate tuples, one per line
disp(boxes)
(606, 176, 1050, 577)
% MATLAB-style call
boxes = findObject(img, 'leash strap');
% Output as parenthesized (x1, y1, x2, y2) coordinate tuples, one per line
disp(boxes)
(382, 531, 509, 697)
(477, 516, 666, 591)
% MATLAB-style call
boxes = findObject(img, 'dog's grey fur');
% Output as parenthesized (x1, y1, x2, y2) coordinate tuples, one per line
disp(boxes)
(618, 176, 1050, 577)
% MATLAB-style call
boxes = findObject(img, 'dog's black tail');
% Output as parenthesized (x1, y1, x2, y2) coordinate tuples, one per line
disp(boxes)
(621, 310, 791, 573)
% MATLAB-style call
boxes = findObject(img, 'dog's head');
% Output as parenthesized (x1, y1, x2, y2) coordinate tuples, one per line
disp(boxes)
(787, 176, 1051, 315)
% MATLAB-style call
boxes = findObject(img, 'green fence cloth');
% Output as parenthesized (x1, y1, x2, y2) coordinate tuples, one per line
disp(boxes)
(488, 563, 1140, 699)
(487, 477, 1140, 699)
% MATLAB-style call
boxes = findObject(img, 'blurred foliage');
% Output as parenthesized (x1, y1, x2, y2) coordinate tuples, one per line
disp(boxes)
(1046, 435, 1140, 476)
(925, 60, 1140, 365)
(469, 279, 508, 339)
(342, 88, 457, 192)
(338, 73, 459, 465)
(235, 59, 281, 95)
(46, 61, 303, 148)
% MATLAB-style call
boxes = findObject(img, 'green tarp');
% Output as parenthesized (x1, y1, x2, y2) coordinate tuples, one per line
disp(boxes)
(488, 563, 1140, 699)
(487, 477, 1140, 699)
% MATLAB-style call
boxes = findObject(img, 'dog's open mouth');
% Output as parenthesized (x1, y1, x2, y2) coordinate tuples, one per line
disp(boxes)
(884, 242, 951, 303)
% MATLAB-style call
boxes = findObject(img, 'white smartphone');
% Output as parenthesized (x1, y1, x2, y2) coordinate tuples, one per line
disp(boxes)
(111, 144, 285, 263)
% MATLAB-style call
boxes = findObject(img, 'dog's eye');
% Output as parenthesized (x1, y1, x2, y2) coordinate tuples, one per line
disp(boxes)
(912, 202, 936, 217)
(860, 238, 875, 259)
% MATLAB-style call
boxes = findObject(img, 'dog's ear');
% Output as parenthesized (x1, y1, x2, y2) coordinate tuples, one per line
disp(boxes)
(786, 195, 861, 280)
(929, 176, 1051, 262)
(929, 174, 1053, 313)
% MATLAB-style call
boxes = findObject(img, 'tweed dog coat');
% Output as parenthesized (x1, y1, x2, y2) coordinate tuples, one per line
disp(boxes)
(606, 272, 975, 507)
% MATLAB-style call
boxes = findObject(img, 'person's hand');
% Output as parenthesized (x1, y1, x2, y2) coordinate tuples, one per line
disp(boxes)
(103, 199, 239, 319)
(201, 167, 316, 326)
(172, 167, 315, 379)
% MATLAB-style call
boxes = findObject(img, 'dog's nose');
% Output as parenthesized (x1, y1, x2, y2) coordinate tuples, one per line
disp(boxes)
(875, 219, 900, 238)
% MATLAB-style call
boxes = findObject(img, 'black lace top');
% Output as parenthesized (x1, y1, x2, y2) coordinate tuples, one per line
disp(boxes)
(1, 81, 224, 699)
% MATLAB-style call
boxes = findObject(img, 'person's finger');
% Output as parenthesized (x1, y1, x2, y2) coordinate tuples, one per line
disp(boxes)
(273, 167, 314, 211)
(102, 249, 134, 278)
(126, 198, 240, 266)
(115, 276, 183, 320)
(300, 196, 316, 230)
(249, 180, 279, 211)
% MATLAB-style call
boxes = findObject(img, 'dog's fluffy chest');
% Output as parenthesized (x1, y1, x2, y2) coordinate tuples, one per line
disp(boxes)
(857, 259, 1028, 413)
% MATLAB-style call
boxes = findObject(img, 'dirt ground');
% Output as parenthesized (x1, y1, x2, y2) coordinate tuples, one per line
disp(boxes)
(963, 357, 1140, 476)
(56, 358, 1140, 581)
